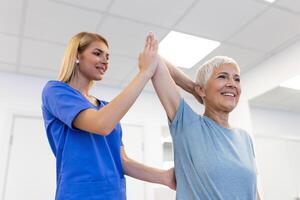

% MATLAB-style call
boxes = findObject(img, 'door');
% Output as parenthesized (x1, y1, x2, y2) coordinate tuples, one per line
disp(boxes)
(255, 136, 300, 200)
(2, 115, 56, 200)
(121, 123, 145, 200)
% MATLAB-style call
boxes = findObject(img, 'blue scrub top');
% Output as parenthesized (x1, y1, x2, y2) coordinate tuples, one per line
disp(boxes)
(42, 80, 126, 200)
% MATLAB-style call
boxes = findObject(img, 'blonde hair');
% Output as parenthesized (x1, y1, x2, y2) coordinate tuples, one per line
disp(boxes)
(58, 32, 108, 84)
(195, 56, 240, 104)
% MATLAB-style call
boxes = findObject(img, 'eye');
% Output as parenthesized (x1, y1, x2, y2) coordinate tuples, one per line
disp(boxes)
(218, 75, 226, 79)
(93, 51, 101, 56)
(234, 77, 240, 82)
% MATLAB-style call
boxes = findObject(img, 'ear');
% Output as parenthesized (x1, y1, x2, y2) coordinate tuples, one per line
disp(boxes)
(195, 84, 206, 99)
(76, 53, 80, 60)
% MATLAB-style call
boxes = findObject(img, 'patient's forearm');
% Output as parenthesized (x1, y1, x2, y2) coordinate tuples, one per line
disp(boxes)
(163, 58, 195, 94)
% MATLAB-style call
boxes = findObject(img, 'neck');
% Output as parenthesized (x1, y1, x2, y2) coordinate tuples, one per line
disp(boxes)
(68, 74, 92, 97)
(203, 107, 230, 128)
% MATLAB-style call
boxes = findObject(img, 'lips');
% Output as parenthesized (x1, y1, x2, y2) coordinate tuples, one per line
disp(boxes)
(95, 65, 107, 74)
(221, 92, 236, 97)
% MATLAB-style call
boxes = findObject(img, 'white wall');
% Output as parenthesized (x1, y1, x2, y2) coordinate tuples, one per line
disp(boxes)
(250, 106, 300, 199)
(230, 39, 300, 136)
(0, 72, 48, 199)
(251, 106, 300, 137)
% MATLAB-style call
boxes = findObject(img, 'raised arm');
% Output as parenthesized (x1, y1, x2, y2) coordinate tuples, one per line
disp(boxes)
(163, 58, 202, 103)
(73, 33, 158, 135)
(151, 56, 181, 121)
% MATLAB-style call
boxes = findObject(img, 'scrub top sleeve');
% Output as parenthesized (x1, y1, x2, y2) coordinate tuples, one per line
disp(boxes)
(42, 83, 92, 129)
(120, 124, 124, 147)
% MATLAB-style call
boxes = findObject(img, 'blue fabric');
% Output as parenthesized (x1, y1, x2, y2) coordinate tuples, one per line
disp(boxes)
(169, 99, 257, 200)
(42, 80, 126, 200)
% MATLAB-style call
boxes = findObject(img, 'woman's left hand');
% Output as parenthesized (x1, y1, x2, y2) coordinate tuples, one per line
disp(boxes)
(164, 167, 176, 190)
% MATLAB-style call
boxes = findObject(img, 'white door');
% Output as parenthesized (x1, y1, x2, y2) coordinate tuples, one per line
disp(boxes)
(2, 115, 56, 200)
(121, 123, 145, 200)
(255, 136, 300, 200)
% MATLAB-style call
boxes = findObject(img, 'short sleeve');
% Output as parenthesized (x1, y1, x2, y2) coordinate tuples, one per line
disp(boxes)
(248, 135, 260, 175)
(246, 133, 256, 158)
(169, 98, 199, 136)
(42, 81, 93, 129)
(241, 131, 259, 175)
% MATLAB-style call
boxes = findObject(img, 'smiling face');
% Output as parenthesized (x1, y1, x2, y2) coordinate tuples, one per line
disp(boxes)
(200, 63, 241, 113)
(76, 40, 109, 81)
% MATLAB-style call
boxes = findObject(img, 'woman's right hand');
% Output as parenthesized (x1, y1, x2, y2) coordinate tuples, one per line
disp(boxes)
(138, 32, 159, 78)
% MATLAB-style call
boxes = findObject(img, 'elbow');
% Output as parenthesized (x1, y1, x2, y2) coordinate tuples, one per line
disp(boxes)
(121, 155, 129, 165)
(85, 111, 118, 136)
(121, 153, 130, 173)
(93, 121, 115, 136)
(96, 126, 113, 136)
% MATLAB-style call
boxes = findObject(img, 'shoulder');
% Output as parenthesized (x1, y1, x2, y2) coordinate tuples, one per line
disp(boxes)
(179, 98, 197, 114)
(43, 80, 71, 92)
(42, 80, 78, 97)
(234, 127, 250, 136)
(170, 98, 201, 127)
(233, 128, 255, 146)
(42, 80, 86, 108)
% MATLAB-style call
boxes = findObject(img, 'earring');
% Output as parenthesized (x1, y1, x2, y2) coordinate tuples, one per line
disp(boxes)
(75, 59, 79, 64)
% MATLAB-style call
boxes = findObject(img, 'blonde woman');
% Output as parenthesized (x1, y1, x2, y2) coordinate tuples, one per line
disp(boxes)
(41, 32, 175, 200)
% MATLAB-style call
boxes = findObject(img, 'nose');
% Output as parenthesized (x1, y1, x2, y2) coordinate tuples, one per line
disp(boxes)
(226, 77, 237, 88)
(101, 54, 108, 64)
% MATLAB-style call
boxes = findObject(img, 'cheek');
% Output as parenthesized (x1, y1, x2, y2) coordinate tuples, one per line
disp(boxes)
(237, 86, 242, 95)
(79, 63, 93, 75)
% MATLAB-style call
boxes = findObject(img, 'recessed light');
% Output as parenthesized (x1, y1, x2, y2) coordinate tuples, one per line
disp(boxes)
(264, 0, 276, 3)
(158, 31, 220, 69)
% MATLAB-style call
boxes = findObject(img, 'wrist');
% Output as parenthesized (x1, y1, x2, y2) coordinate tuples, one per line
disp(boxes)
(160, 169, 169, 186)
(138, 70, 152, 80)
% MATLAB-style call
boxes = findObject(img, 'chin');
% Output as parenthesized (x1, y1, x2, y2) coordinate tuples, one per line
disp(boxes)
(94, 75, 104, 81)
(223, 103, 237, 112)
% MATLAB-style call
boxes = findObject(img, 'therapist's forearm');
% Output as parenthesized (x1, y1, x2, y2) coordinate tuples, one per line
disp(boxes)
(121, 147, 175, 189)
(257, 192, 263, 200)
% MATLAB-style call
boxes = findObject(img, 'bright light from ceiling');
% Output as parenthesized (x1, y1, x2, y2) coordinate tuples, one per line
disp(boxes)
(264, 0, 276, 3)
(158, 31, 220, 69)
(280, 74, 300, 90)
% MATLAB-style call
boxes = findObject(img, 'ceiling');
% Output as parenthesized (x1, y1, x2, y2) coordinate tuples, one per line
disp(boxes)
(1, 0, 300, 94)
(250, 86, 300, 113)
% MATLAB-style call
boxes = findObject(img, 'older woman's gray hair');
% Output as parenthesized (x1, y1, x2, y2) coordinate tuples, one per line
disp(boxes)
(195, 56, 240, 104)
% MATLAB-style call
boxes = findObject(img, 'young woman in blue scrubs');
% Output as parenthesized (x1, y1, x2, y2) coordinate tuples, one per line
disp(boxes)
(41, 32, 175, 200)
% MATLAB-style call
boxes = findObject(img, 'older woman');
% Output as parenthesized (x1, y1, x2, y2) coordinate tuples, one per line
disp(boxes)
(150, 35, 261, 199)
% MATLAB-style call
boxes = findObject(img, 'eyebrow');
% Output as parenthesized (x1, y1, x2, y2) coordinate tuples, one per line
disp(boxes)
(95, 48, 110, 56)
(217, 72, 240, 77)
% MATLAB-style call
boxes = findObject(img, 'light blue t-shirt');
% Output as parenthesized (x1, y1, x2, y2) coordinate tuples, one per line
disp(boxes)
(169, 99, 257, 200)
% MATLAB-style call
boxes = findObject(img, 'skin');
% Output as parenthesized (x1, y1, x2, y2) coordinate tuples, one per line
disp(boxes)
(69, 40, 109, 106)
(197, 64, 241, 128)
(67, 34, 176, 190)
